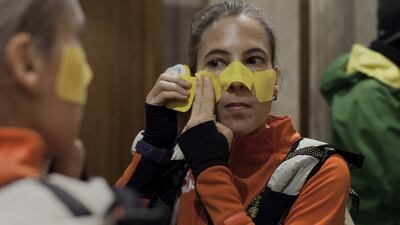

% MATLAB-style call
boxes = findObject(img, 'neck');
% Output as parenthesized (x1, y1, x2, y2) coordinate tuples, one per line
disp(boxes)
(0, 92, 32, 128)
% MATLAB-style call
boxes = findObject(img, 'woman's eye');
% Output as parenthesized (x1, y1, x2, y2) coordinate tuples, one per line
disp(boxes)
(207, 60, 225, 68)
(246, 57, 264, 66)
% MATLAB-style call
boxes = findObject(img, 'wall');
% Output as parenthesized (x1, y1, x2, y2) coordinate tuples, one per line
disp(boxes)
(309, 0, 377, 140)
(252, 0, 301, 130)
(80, 0, 163, 183)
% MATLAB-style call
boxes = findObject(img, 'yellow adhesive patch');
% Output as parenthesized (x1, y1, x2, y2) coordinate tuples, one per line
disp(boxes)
(253, 70, 277, 102)
(219, 61, 254, 91)
(56, 46, 93, 105)
(166, 65, 196, 112)
(219, 61, 276, 102)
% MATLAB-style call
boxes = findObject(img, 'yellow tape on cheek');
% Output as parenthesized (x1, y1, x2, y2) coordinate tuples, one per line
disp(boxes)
(253, 69, 276, 102)
(165, 74, 196, 112)
(55, 47, 93, 105)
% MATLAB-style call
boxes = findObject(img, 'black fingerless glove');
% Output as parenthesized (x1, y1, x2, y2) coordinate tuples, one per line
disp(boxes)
(142, 103, 177, 150)
(178, 121, 230, 177)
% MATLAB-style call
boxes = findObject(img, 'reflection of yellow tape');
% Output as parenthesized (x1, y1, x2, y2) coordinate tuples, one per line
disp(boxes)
(165, 62, 277, 112)
(55, 46, 93, 105)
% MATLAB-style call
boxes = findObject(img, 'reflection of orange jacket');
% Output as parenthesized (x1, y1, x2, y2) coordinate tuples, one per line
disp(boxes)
(0, 128, 45, 187)
(118, 116, 350, 225)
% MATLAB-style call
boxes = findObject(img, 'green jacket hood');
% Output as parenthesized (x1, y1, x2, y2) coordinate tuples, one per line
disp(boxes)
(320, 44, 400, 104)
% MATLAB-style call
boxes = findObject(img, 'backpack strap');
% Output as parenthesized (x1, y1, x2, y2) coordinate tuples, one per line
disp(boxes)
(39, 179, 92, 217)
(248, 138, 364, 225)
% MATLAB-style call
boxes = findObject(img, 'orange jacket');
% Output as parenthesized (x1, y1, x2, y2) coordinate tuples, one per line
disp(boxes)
(0, 128, 45, 187)
(117, 116, 350, 225)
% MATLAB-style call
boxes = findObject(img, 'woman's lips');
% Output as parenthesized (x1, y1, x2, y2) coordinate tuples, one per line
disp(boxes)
(225, 102, 250, 108)
(224, 102, 251, 112)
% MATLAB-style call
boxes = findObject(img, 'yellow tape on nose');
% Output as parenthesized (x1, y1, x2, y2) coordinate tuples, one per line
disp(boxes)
(219, 61, 276, 102)
(55, 46, 93, 105)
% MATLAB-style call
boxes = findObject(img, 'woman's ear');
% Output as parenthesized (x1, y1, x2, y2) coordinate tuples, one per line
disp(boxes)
(5, 33, 42, 96)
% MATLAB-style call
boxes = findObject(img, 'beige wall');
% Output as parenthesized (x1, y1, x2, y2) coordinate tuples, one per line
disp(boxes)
(163, 0, 207, 67)
(252, 0, 301, 130)
(80, 0, 164, 183)
(309, 0, 377, 141)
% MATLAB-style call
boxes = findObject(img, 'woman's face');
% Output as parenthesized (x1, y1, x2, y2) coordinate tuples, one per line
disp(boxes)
(196, 15, 273, 137)
(34, 0, 87, 156)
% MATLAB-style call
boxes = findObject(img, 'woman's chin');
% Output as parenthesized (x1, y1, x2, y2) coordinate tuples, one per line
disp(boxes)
(228, 122, 266, 138)
(229, 124, 254, 137)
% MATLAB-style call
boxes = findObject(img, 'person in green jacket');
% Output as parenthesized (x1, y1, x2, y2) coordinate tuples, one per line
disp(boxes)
(320, 0, 400, 224)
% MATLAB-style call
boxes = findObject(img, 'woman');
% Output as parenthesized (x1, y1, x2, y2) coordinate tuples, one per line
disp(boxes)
(117, 1, 351, 225)
(0, 0, 147, 224)
(0, 0, 88, 180)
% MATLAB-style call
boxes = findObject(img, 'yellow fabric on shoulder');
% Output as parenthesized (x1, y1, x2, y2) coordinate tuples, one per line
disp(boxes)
(347, 44, 400, 89)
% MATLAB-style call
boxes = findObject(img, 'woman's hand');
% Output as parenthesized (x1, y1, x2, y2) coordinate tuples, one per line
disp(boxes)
(146, 72, 191, 106)
(183, 75, 233, 146)
(141, 66, 192, 150)
(215, 122, 233, 149)
(178, 76, 233, 177)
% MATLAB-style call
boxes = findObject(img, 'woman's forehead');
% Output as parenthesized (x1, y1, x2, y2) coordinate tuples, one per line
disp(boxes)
(55, 0, 85, 42)
(198, 15, 270, 56)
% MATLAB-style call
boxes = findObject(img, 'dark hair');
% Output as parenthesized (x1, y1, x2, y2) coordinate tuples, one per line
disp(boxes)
(0, 0, 64, 64)
(189, 0, 277, 73)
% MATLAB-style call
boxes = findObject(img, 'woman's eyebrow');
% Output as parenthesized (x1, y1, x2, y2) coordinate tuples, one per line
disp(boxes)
(205, 49, 230, 58)
(244, 48, 268, 58)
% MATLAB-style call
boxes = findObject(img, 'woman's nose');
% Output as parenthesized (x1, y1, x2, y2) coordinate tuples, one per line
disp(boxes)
(228, 82, 246, 91)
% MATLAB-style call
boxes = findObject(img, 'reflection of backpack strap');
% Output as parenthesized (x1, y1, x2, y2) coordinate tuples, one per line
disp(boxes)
(39, 180, 92, 217)
(247, 138, 364, 225)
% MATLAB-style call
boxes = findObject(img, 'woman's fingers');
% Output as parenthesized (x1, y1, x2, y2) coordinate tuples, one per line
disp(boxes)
(153, 91, 189, 104)
(157, 79, 190, 96)
(158, 73, 192, 89)
(191, 76, 215, 121)
(183, 76, 215, 132)
(146, 72, 192, 106)
(215, 122, 233, 149)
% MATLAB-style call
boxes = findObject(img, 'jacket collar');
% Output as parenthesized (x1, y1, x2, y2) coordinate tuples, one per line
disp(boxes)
(230, 116, 301, 163)
(0, 128, 46, 186)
